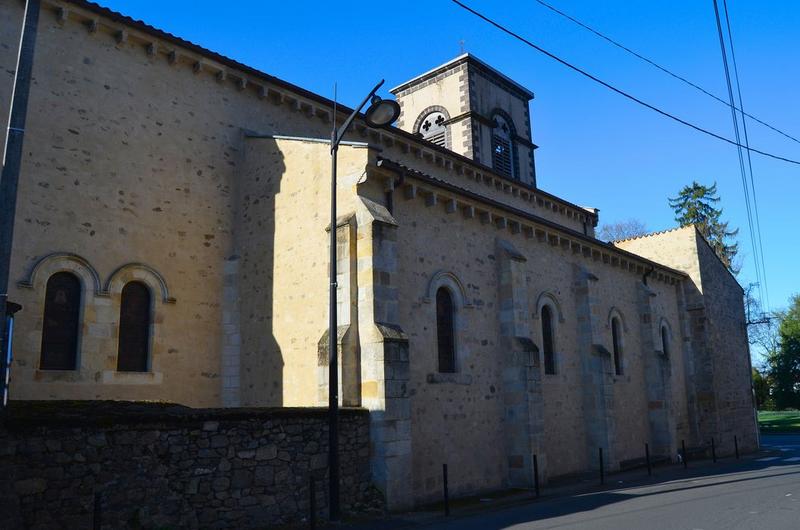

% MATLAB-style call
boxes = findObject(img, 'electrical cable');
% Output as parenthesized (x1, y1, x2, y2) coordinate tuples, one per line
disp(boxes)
(712, 0, 763, 302)
(721, 0, 770, 311)
(450, 0, 800, 166)
(533, 0, 800, 147)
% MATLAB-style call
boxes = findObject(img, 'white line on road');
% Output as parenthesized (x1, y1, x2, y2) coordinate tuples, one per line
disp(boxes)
(756, 457, 781, 461)
(784, 457, 800, 462)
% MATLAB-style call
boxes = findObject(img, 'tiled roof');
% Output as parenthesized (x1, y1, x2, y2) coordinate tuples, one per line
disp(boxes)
(611, 226, 687, 244)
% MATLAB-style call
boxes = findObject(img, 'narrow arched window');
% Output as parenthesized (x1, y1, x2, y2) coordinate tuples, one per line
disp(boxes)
(542, 305, 556, 375)
(118, 281, 151, 372)
(436, 287, 456, 373)
(418, 111, 447, 147)
(661, 325, 670, 357)
(611, 317, 623, 375)
(491, 114, 515, 179)
(40, 272, 81, 370)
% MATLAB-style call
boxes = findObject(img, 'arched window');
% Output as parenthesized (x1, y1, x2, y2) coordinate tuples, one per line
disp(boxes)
(541, 305, 556, 375)
(661, 324, 670, 357)
(40, 272, 81, 370)
(491, 114, 515, 179)
(118, 281, 151, 372)
(436, 287, 456, 373)
(418, 111, 448, 147)
(611, 317, 623, 375)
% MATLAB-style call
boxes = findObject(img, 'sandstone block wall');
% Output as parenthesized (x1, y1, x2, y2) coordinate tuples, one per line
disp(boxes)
(3, 0, 594, 408)
(390, 176, 692, 504)
(615, 226, 758, 454)
(0, 401, 377, 529)
(234, 137, 370, 408)
(694, 232, 758, 453)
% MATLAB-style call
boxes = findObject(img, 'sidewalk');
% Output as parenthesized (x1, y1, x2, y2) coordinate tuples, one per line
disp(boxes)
(328, 444, 781, 530)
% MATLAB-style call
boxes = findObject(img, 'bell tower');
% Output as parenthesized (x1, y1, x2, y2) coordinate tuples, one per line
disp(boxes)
(391, 54, 537, 186)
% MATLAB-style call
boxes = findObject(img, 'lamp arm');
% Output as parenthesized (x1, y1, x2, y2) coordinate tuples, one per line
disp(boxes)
(331, 79, 385, 151)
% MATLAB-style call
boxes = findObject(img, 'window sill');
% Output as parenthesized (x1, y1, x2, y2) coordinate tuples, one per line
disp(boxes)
(101, 370, 163, 385)
(34, 369, 81, 382)
(426, 372, 472, 385)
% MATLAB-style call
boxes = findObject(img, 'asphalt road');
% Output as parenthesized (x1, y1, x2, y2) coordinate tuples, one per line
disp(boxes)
(421, 435, 800, 530)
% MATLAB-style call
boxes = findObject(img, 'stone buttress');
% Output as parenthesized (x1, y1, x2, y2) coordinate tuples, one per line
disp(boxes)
(496, 238, 544, 486)
(573, 265, 617, 471)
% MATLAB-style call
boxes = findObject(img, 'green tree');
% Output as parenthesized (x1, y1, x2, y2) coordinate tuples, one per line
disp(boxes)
(768, 295, 800, 410)
(668, 181, 739, 273)
(752, 367, 773, 410)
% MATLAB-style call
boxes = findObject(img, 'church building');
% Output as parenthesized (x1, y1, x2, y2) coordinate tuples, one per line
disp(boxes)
(1, 0, 758, 509)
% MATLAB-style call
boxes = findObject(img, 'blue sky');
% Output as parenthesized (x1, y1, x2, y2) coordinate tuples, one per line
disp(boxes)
(99, 0, 797, 313)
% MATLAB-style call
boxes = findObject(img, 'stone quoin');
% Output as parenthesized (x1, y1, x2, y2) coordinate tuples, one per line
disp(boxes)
(0, 0, 757, 514)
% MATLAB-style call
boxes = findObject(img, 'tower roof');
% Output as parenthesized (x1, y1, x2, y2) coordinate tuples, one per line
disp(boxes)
(390, 53, 534, 100)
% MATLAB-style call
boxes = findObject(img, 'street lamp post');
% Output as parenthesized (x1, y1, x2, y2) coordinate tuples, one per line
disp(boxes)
(0, 0, 40, 418)
(328, 79, 399, 521)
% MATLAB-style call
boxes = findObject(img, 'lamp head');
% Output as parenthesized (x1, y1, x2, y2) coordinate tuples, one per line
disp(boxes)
(364, 96, 401, 128)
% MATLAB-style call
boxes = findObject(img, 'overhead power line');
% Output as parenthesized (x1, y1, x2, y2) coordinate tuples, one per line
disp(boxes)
(533, 0, 800, 147)
(712, 0, 764, 309)
(721, 0, 770, 311)
(450, 0, 800, 166)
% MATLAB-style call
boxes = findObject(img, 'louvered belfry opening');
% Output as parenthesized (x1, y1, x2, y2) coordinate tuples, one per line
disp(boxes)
(419, 111, 447, 147)
(118, 281, 151, 372)
(492, 134, 512, 177)
(491, 114, 514, 179)
(40, 272, 82, 370)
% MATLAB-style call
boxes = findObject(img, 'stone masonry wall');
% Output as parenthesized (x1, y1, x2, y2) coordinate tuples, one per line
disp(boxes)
(0, 401, 378, 529)
(615, 226, 759, 454)
(390, 175, 690, 505)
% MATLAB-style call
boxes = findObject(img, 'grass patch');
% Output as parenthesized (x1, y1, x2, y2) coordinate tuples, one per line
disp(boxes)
(758, 411, 800, 433)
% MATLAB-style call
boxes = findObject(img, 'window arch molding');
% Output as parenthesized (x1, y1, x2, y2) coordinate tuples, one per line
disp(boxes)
(533, 291, 564, 375)
(424, 270, 471, 374)
(606, 307, 628, 333)
(105, 262, 176, 304)
(19, 252, 102, 296)
(424, 270, 471, 309)
(413, 105, 451, 149)
(489, 108, 518, 136)
(608, 309, 626, 376)
(19, 254, 95, 373)
(533, 291, 565, 323)
(106, 263, 172, 374)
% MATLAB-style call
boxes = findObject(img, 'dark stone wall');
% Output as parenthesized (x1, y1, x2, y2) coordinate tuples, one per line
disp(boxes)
(0, 401, 381, 529)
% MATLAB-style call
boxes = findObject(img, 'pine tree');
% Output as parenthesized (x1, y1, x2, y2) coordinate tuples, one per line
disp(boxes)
(668, 181, 740, 272)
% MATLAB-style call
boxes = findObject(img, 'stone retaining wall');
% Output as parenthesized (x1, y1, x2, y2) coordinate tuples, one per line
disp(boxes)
(0, 401, 381, 529)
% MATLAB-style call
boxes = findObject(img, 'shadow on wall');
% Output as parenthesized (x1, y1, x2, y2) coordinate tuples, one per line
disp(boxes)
(235, 137, 286, 407)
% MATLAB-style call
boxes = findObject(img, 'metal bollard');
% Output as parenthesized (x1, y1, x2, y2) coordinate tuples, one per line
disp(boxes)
(599, 447, 604, 485)
(681, 440, 688, 469)
(734, 435, 739, 459)
(309, 477, 316, 530)
(645, 443, 652, 476)
(93, 491, 101, 530)
(711, 437, 717, 463)
(443, 464, 450, 516)
(533, 454, 540, 498)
